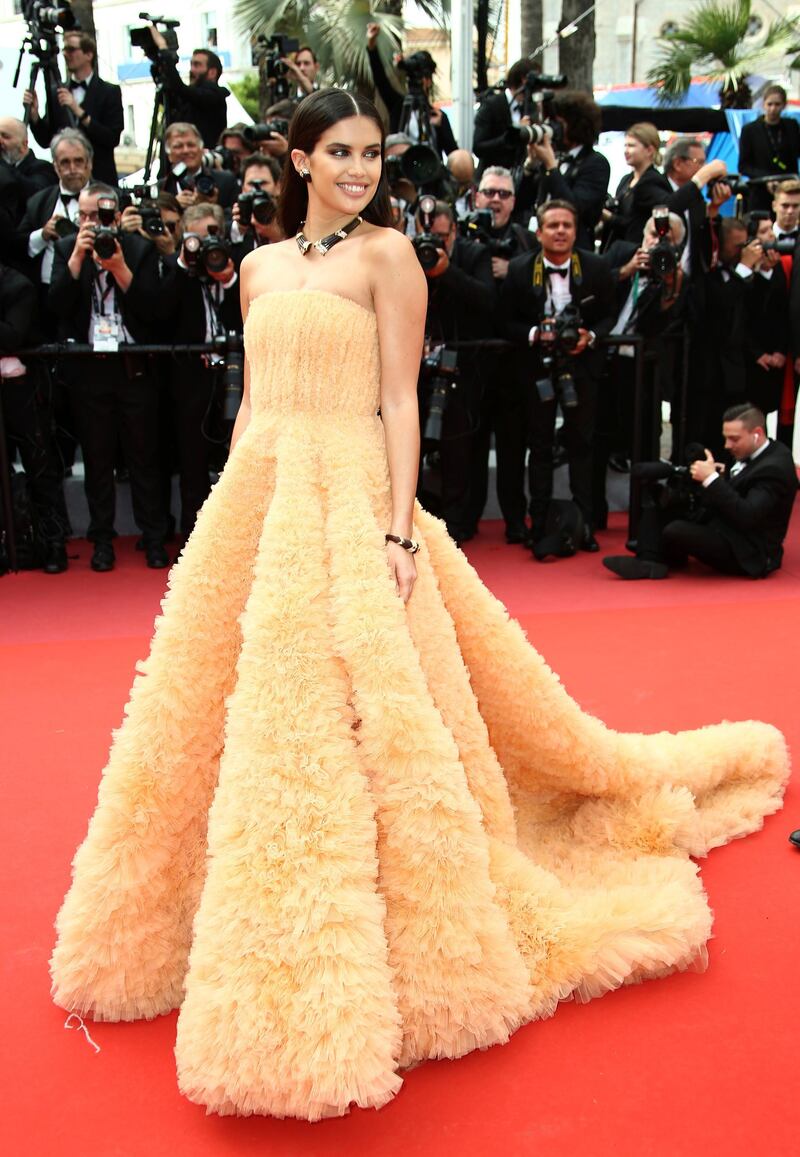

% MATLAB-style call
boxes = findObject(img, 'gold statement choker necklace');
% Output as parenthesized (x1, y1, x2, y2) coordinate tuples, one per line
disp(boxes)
(296, 215, 362, 257)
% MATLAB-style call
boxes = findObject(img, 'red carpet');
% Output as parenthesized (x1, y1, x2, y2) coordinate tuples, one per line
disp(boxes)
(2, 517, 798, 1156)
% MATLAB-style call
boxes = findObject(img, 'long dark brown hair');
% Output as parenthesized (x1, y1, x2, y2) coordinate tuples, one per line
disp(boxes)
(278, 89, 393, 237)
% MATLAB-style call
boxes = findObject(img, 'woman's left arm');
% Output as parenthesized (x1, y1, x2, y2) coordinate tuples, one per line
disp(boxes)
(371, 231, 428, 602)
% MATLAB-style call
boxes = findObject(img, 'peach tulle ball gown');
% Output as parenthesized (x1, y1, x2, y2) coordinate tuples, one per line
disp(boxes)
(51, 289, 789, 1120)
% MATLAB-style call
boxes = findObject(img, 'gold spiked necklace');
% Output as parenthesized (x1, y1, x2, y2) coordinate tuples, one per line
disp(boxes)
(295, 215, 363, 257)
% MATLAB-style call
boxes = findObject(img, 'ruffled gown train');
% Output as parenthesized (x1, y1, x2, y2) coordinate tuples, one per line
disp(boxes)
(50, 291, 790, 1120)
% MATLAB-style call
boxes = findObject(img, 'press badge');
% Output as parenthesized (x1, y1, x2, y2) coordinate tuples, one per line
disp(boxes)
(93, 314, 121, 353)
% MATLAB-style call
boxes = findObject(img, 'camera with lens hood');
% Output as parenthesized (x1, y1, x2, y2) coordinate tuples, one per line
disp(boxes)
(458, 209, 516, 259)
(413, 194, 444, 271)
(535, 303, 583, 408)
(647, 205, 679, 281)
(182, 224, 230, 279)
(92, 196, 120, 260)
(504, 72, 567, 152)
(237, 179, 276, 229)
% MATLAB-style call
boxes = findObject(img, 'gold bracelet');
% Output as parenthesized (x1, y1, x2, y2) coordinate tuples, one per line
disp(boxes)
(385, 534, 420, 554)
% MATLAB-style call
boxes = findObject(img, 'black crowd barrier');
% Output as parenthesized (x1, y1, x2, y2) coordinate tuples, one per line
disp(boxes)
(1, 330, 689, 572)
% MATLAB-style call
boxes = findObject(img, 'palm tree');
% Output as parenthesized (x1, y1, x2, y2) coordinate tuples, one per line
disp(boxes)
(520, 0, 544, 59)
(558, 0, 595, 94)
(647, 0, 800, 109)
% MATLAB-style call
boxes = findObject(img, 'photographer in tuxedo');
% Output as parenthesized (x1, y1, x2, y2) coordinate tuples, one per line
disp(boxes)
(148, 25, 229, 149)
(416, 200, 494, 544)
(739, 213, 789, 421)
(524, 91, 610, 252)
(159, 203, 242, 538)
(501, 200, 616, 553)
(48, 183, 169, 571)
(466, 167, 537, 542)
(604, 404, 797, 579)
(23, 30, 123, 186)
(472, 57, 535, 181)
(161, 123, 237, 211)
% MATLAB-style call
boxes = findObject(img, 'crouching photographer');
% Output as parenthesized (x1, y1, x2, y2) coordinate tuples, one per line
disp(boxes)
(501, 200, 615, 555)
(48, 182, 169, 571)
(414, 197, 494, 544)
(159, 202, 242, 538)
(603, 404, 798, 579)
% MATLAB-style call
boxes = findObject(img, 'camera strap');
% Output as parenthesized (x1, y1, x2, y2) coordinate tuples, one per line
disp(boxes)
(531, 251, 582, 296)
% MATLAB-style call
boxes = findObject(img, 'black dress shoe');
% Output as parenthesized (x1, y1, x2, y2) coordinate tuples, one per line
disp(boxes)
(603, 555, 668, 580)
(789, 829, 800, 849)
(580, 526, 600, 553)
(42, 543, 68, 574)
(505, 522, 528, 545)
(145, 544, 170, 569)
(91, 543, 115, 572)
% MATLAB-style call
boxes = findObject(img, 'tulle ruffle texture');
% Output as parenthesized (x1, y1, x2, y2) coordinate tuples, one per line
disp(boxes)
(51, 291, 789, 1120)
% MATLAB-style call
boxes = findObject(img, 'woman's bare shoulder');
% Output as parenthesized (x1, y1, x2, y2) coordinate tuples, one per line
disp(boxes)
(362, 224, 415, 258)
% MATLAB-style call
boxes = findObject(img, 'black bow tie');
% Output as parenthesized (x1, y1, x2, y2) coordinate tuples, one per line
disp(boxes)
(60, 191, 76, 205)
(67, 79, 85, 91)
(547, 266, 569, 278)
(780, 230, 798, 239)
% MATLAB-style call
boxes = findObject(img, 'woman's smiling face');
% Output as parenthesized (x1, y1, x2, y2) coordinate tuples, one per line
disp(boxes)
(295, 115, 383, 216)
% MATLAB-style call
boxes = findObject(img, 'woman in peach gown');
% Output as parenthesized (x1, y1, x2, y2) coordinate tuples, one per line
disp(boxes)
(50, 90, 789, 1121)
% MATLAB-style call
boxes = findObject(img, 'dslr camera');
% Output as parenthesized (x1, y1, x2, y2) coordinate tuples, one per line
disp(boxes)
(120, 182, 165, 237)
(504, 72, 567, 150)
(458, 209, 515, 259)
(182, 225, 230, 279)
(242, 119, 290, 147)
(237, 179, 276, 228)
(413, 194, 444, 271)
(747, 209, 796, 255)
(92, 195, 120, 260)
(647, 205, 679, 281)
(252, 34, 300, 103)
(22, 0, 75, 33)
(535, 303, 583, 408)
(631, 443, 707, 515)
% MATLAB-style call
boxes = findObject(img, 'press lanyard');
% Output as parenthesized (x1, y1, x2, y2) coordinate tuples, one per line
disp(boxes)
(201, 281, 225, 338)
(92, 270, 114, 317)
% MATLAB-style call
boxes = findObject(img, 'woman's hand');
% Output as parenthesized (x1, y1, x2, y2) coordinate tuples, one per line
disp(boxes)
(386, 541, 417, 603)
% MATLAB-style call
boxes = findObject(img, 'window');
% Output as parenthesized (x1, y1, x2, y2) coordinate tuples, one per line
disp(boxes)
(202, 12, 218, 49)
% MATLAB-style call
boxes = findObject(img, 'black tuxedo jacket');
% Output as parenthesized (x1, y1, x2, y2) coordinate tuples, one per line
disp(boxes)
(424, 237, 494, 353)
(162, 168, 238, 210)
(0, 263, 38, 351)
(473, 92, 523, 177)
(697, 439, 797, 574)
(0, 152, 57, 226)
(367, 48, 457, 159)
(745, 264, 789, 360)
(158, 256, 243, 343)
(604, 165, 672, 248)
(31, 74, 123, 185)
(739, 116, 800, 211)
(48, 232, 161, 343)
(15, 184, 81, 283)
(500, 248, 616, 380)
(160, 54, 230, 148)
(535, 147, 611, 252)
(665, 180, 713, 282)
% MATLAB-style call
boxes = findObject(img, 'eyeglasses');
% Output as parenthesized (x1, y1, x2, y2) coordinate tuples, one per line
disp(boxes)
(63, 46, 80, 54)
(478, 188, 514, 200)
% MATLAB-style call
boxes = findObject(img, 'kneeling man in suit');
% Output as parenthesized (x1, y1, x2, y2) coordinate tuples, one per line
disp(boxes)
(604, 403, 798, 579)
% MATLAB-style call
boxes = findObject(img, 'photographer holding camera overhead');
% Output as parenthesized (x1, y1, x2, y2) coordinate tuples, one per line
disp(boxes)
(501, 200, 615, 556)
(23, 15, 123, 186)
(147, 20, 229, 149)
(48, 182, 170, 572)
(159, 202, 242, 540)
(366, 23, 457, 160)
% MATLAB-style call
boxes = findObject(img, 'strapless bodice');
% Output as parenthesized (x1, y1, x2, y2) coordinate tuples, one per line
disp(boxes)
(244, 289, 381, 418)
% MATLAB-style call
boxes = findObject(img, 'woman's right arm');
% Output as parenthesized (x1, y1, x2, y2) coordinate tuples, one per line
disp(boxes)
(229, 257, 253, 454)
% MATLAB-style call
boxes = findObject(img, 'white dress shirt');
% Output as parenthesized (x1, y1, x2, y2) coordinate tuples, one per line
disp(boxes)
(28, 187, 83, 284)
(704, 437, 770, 486)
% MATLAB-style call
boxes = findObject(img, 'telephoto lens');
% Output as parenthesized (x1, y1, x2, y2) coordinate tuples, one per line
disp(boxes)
(222, 331, 244, 422)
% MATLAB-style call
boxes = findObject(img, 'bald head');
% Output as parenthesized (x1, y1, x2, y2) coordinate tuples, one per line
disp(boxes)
(0, 117, 29, 163)
(447, 149, 475, 186)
